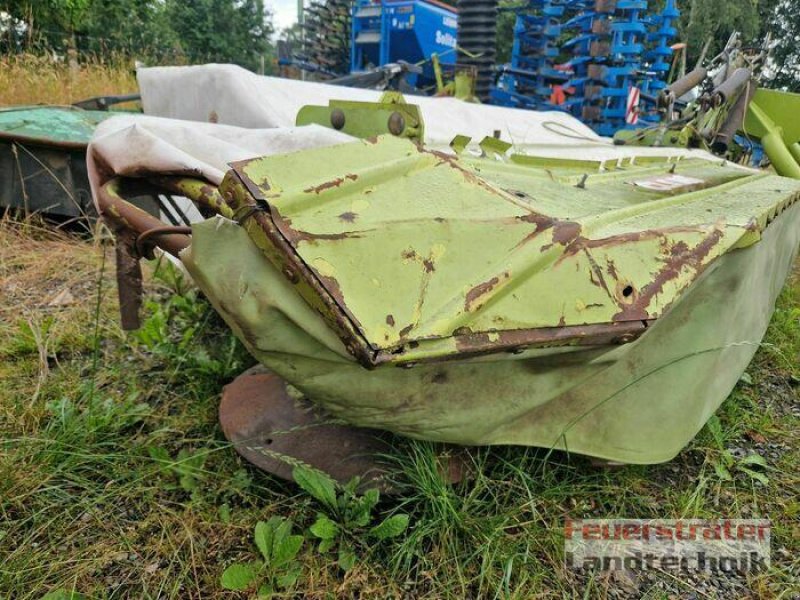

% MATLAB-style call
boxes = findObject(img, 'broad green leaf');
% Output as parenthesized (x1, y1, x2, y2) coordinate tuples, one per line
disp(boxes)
(338, 545, 357, 571)
(319, 538, 335, 553)
(721, 450, 735, 467)
(147, 446, 171, 464)
(257, 583, 274, 598)
(273, 534, 304, 567)
(362, 488, 380, 512)
(738, 466, 769, 485)
(254, 520, 275, 562)
(739, 372, 753, 385)
(179, 474, 197, 492)
(293, 465, 338, 510)
(739, 454, 768, 468)
(220, 562, 258, 590)
(310, 514, 339, 540)
(350, 502, 372, 528)
(714, 462, 732, 481)
(343, 476, 361, 496)
(705, 416, 725, 448)
(370, 514, 409, 540)
(276, 564, 302, 589)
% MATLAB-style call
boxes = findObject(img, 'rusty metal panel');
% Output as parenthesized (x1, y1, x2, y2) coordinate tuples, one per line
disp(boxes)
(222, 135, 800, 366)
(180, 198, 800, 462)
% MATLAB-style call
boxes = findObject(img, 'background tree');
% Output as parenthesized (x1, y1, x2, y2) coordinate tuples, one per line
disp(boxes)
(1, 0, 274, 70)
(165, 0, 273, 72)
(764, 0, 800, 91)
(80, 0, 178, 61)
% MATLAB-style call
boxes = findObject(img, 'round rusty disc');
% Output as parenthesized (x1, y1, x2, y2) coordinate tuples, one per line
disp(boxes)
(219, 366, 394, 490)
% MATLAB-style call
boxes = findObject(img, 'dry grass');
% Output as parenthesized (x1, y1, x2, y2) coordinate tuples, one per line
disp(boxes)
(0, 54, 138, 107)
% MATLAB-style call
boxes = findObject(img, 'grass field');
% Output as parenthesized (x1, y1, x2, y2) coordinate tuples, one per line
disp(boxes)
(0, 55, 137, 106)
(0, 61, 798, 599)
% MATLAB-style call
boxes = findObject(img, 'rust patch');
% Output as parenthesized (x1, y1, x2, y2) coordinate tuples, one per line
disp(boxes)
(517, 212, 556, 232)
(451, 320, 650, 356)
(513, 215, 582, 251)
(386, 314, 395, 327)
(613, 228, 725, 322)
(512, 215, 555, 249)
(402, 248, 436, 272)
(303, 174, 358, 195)
(606, 258, 619, 279)
(399, 324, 414, 338)
(339, 211, 357, 222)
(305, 177, 344, 194)
(273, 214, 363, 244)
(552, 221, 582, 245)
(559, 226, 705, 262)
(465, 272, 511, 311)
(584, 248, 612, 297)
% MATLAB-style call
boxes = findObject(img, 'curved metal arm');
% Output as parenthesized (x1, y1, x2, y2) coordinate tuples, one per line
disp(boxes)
(95, 175, 229, 329)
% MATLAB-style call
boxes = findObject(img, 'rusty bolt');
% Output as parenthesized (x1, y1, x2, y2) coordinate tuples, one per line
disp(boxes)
(387, 112, 405, 136)
(330, 109, 346, 130)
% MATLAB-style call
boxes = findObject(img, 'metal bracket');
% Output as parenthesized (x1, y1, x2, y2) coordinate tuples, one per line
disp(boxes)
(295, 92, 424, 144)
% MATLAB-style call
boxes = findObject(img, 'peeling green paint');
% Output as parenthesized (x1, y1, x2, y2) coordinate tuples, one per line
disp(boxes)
(0, 106, 116, 147)
(221, 135, 800, 366)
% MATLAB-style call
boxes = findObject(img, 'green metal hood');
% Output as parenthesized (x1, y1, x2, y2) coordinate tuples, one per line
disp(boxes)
(219, 135, 800, 367)
(0, 106, 117, 148)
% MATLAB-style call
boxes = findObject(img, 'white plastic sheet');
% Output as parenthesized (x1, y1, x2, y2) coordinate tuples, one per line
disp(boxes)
(136, 63, 719, 161)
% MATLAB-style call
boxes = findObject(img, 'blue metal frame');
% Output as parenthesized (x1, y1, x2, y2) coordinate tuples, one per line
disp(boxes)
(490, 0, 680, 136)
(350, 0, 458, 88)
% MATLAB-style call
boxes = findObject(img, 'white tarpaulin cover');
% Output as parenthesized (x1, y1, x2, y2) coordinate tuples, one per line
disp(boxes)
(89, 64, 729, 210)
(134, 64, 718, 160)
(87, 116, 353, 194)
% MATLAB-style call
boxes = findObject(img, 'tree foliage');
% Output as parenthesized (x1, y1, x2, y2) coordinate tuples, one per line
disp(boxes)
(1, 0, 273, 71)
(165, 0, 273, 70)
(764, 0, 800, 91)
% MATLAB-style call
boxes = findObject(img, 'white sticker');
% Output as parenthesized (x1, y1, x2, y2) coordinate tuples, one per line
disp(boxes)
(631, 173, 705, 191)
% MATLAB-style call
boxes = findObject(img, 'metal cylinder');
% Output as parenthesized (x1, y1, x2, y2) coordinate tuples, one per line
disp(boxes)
(711, 77, 755, 154)
(711, 67, 752, 106)
(659, 66, 707, 107)
(456, 0, 497, 102)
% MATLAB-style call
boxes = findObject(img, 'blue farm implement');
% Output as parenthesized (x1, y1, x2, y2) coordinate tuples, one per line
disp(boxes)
(491, 0, 680, 135)
(350, 0, 459, 89)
